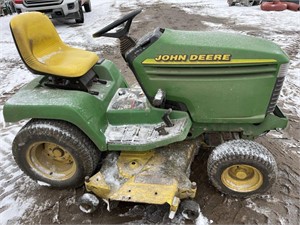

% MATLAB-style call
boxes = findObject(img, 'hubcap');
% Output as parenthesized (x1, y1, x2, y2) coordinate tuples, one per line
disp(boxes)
(26, 142, 77, 181)
(221, 164, 263, 192)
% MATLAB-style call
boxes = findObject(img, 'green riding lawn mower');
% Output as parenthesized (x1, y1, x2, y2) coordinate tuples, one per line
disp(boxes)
(5, 9, 289, 220)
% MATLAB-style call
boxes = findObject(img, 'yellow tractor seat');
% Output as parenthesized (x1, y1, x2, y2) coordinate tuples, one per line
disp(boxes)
(10, 12, 99, 78)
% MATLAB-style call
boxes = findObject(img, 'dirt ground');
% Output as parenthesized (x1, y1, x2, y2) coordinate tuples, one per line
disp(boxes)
(0, 3, 299, 225)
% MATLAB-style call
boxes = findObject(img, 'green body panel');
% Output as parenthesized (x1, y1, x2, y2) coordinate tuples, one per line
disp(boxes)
(132, 29, 289, 124)
(4, 60, 128, 151)
(4, 59, 192, 151)
(190, 106, 288, 138)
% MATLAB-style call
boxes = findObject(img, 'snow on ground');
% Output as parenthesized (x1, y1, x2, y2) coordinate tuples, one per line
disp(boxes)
(0, 0, 299, 224)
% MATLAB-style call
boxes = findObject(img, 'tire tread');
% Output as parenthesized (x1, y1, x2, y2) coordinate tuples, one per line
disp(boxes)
(207, 140, 277, 198)
(12, 119, 101, 188)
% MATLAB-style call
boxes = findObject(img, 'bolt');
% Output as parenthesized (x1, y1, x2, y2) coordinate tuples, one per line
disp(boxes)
(53, 148, 64, 157)
(236, 171, 247, 180)
(191, 182, 197, 189)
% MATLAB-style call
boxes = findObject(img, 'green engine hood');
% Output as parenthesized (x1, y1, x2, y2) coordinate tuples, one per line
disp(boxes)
(141, 29, 289, 64)
(131, 29, 289, 124)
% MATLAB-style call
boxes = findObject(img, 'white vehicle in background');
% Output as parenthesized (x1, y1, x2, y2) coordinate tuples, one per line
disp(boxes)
(12, 0, 91, 23)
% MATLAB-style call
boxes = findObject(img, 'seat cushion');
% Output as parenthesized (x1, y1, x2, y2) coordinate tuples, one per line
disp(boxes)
(35, 44, 99, 77)
(10, 12, 99, 78)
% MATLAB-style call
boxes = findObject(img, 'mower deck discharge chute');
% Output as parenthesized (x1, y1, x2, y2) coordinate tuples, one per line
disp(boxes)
(5, 9, 289, 219)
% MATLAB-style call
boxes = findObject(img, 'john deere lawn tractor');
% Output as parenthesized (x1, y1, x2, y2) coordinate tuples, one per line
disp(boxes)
(5, 9, 289, 219)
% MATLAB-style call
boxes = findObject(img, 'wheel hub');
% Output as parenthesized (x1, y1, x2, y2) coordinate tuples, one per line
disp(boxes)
(52, 148, 64, 157)
(236, 171, 247, 180)
(26, 141, 77, 180)
(221, 164, 263, 192)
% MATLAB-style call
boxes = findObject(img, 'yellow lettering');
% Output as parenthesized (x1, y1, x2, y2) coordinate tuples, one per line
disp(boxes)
(162, 55, 170, 61)
(178, 55, 187, 61)
(169, 55, 178, 61)
(206, 55, 213, 60)
(214, 55, 222, 60)
(155, 55, 162, 61)
(222, 54, 231, 61)
(190, 55, 198, 61)
(198, 55, 206, 61)
(154, 54, 232, 63)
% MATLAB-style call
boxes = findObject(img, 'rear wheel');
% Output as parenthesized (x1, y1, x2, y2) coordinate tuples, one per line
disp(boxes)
(12, 119, 100, 188)
(207, 140, 277, 197)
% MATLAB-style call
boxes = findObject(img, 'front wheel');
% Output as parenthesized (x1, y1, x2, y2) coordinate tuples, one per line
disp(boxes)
(207, 140, 277, 198)
(12, 119, 101, 188)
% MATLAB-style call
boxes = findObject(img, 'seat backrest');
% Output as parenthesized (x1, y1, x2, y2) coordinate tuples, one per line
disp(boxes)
(10, 12, 64, 75)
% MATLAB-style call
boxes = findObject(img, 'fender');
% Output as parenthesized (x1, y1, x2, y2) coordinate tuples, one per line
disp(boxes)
(4, 60, 128, 151)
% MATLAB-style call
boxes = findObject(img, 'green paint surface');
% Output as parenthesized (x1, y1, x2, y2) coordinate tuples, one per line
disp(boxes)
(133, 29, 289, 123)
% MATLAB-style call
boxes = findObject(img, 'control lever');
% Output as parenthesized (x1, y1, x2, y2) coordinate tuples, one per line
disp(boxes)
(153, 89, 166, 107)
(163, 108, 174, 127)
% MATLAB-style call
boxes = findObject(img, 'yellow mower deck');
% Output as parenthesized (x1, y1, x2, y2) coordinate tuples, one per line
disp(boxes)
(85, 139, 199, 218)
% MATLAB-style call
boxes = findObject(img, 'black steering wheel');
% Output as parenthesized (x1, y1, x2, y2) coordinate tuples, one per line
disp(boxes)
(93, 9, 142, 38)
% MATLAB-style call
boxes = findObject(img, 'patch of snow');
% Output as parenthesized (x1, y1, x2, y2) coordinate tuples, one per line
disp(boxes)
(108, 88, 148, 110)
(37, 48, 62, 63)
(195, 209, 212, 225)
(103, 198, 111, 211)
(105, 118, 188, 145)
(0, 177, 37, 225)
(101, 153, 123, 191)
(79, 205, 92, 214)
(65, 194, 76, 207)
(37, 180, 51, 187)
(0, 195, 35, 225)
(245, 198, 291, 224)
(245, 198, 271, 214)
(52, 201, 60, 224)
(259, 195, 280, 203)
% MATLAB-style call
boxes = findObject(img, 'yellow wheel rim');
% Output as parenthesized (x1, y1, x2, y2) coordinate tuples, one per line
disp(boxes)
(26, 142, 77, 181)
(221, 164, 263, 192)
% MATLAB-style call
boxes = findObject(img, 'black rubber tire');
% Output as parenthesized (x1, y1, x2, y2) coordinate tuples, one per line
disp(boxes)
(12, 119, 101, 188)
(78, 193, 99, 213)
(207, 140, 277, 198)
(180, 200, 200, 221)
(75, 2, 84, 24)
(84, 1, 92, 12)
